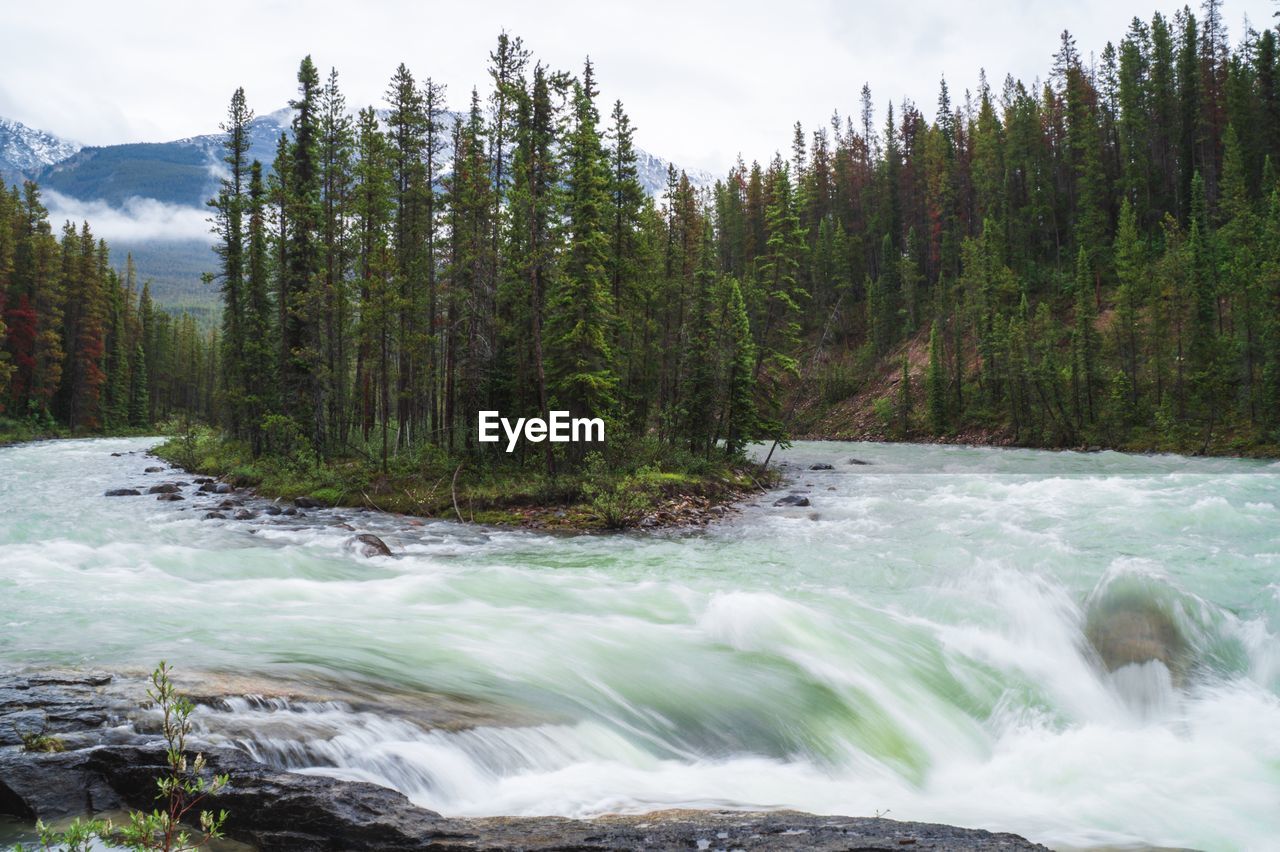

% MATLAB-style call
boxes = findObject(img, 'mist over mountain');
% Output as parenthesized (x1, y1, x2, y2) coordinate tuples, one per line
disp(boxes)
(1, 107, 712, 307)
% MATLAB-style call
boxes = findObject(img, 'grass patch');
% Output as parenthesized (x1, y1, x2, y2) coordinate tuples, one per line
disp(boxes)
(20, 732, 66, 753)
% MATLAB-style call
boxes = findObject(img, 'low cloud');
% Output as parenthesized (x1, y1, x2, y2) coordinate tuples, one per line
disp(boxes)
(42, 190, 213, 243)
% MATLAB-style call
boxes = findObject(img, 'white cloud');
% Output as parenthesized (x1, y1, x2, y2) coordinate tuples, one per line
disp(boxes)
(42, 190, 213, 244)
(1, 0, 1276, 176)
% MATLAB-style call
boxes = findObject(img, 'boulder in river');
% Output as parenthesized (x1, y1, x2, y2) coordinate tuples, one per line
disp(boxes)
(144, 466, 165, 473)
(773, 494, 811, 507)
(233, 509, 256, 521)
(346, 533, 392, 558)
(156, 493, 184, 502)
(263, 505, 282, 516)
(197, 482, 217, 493)
(294, 496, 322, 509)
(214, 483, 234, 495)
(1085, 583, 1189, 684)
(203, 512, 226, 520)
(104, 488, 140, 497)
(146, 484, 180, 494)
(848, 458, 871, 465)
(810, 463, 834, 470)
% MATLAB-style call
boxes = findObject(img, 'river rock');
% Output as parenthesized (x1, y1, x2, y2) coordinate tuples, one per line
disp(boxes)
(1085, 592, 1188, 682)
(281, 507, 298, 516)
(773, 495, 811, 507)
(104, 488, 140, 497)
(146, 484, 180, 494)
(156, 493, 184, 502)
(214, 483, 234, 495)
(234, 509, 256, 521)
(810, 463, 834, 470)
(263, 505, 282, 516)
(198, 482, 217, 493)
(346, 534, 392, 558)
(144, 466, 165, 473)
(848, 458, 871, 465)
(294, 496, 321, 509)
(203, 512, 226, 520)
(0, 671, 1048, 851)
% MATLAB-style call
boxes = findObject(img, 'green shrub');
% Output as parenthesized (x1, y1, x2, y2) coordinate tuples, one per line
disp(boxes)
(20, 662, 230, 852)
(581, 452, 658, 529)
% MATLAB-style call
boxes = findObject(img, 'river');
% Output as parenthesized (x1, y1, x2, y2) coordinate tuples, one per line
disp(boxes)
(2, 437, 1278, 851)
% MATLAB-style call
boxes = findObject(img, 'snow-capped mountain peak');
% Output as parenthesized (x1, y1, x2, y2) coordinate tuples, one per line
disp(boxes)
(0, 117, 81, 182)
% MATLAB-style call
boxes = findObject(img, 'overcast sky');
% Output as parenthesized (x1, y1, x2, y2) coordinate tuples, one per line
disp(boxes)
(2, 0, 1275, 176)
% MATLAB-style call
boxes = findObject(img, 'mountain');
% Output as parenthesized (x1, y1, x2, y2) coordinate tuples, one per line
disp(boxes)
(35, 107, 292, 209)
(32, 106, 711, 208)
(0, 117, 81, 185)
(3, 108, 715, 308)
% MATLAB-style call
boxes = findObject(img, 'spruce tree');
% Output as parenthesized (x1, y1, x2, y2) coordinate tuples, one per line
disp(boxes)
(547, 60, 618, 434)
(926, 321, 946, 434)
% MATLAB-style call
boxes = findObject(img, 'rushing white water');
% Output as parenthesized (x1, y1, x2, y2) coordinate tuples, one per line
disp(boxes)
(3, 437, 1279, 851)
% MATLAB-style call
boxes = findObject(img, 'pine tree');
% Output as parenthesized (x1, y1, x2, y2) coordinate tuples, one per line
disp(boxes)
(352, 106, 396, 469)
(926, 320, 946, 434)
(209, 87, 253, 437)
(896, 354, 912, 436)
(1071, 247, 1100, 426)
(504, 63, 558, 473)
(548, 60, 617, 437)
(282, 57, 324, 448)
(244, 161, 276, 453)
(128, 342, 149, 427)
(1113, 198, 1144, 416)
(716, 276, 759, 456)
(384, 62, 427, 447)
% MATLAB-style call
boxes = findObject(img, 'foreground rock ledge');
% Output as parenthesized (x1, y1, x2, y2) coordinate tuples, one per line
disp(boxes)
(0, 672, 1046, 851)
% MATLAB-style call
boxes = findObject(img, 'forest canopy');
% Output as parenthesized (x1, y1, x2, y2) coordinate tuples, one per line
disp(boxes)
(6, 0, 1280, 464)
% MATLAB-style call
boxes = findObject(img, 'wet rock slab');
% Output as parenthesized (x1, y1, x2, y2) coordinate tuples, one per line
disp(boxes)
(0, 672, 1047, 851)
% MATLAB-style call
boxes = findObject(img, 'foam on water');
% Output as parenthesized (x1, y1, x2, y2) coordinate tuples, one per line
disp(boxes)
(3, 437, 1280, 850)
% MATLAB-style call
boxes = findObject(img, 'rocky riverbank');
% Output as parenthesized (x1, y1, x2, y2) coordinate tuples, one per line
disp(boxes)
(0, 671, 1047, 851)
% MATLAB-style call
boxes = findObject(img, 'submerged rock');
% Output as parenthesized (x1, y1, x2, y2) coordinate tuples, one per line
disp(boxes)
(233, 509, 256, 521)
(347, 533, 392, 558)
(156, 493, 184, 502)
(144, 466, 165, 473)
(202, 512, 226, 521)
(146, 484, 180, 494)
(810, 463, 834, 470)
(848, 458, 871, 465)
(1085, 586, 1189, 684)
(773, 494, 811, 507)
(104, 488, 140, 497)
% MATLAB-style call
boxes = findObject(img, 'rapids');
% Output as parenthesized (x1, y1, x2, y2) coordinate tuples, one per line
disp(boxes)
(2, 437, 1279, 850)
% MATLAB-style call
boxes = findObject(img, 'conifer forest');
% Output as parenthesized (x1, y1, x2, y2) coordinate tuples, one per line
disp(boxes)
(5, 1, 1280, 465)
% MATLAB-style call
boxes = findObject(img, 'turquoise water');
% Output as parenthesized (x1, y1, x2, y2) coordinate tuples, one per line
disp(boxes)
(2, 437, 1278, 850)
